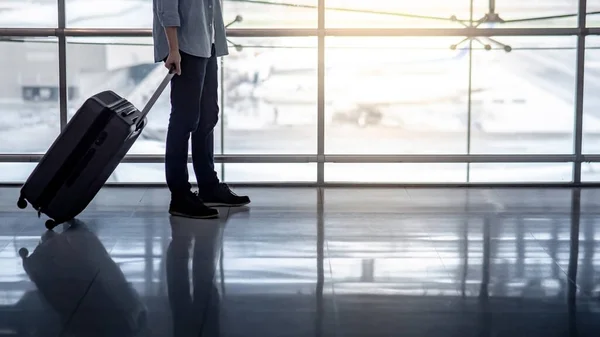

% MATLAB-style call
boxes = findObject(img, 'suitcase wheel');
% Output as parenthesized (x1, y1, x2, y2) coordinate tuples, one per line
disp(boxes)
(45, 219, 57, 230)
(18, 247, 29, 259)
(17, 197, 27, 209)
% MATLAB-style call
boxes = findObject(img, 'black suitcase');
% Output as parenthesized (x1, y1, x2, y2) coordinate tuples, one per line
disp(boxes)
(17, 69, 174, 230)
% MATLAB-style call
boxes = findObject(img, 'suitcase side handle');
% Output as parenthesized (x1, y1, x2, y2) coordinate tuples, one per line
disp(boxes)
(136, 68, 176, 129)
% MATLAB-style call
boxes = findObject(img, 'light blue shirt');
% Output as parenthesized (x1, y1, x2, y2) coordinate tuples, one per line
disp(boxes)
(152, 0, 229, 63)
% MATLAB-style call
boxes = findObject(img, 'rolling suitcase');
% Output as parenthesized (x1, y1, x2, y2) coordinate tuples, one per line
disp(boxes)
(17, 68, 175, 230)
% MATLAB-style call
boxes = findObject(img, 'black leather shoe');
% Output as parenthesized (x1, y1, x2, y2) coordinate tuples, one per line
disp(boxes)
(199, 183, 251, 207)
(169, 191, 219, 219)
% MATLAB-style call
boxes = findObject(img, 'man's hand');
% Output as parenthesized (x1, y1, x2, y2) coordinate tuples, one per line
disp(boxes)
(165, 50, 182, 75)
(164, 26, 181, 75)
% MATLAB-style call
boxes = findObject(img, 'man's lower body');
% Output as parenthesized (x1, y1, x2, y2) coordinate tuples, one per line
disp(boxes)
(165, 46, 250, 219)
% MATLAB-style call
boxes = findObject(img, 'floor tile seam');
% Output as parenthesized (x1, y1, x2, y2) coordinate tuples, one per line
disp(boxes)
(527, 230, 572, 283)
(424, 221, 465, 297)
(324, 236, 342, 337)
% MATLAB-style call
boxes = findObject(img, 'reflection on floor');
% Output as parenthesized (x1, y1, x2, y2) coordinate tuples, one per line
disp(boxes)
(0, 186, 600, 336)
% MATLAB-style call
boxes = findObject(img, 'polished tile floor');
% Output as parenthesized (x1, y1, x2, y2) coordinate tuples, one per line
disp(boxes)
(1, 186, 600, 336)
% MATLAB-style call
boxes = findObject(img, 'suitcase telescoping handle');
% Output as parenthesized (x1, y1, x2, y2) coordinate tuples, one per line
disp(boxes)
(136, 67, 176, 129)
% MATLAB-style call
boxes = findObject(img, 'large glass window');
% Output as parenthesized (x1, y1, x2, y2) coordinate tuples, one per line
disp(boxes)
(0, 0, 598, 184)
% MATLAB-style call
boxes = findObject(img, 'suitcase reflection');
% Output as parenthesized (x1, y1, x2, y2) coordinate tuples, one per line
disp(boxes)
(18, 220, 148, 336)
(16, 214, 236, 336)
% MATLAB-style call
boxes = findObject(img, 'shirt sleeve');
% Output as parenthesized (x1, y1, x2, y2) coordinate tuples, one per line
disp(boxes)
(156, 0, 181, 27)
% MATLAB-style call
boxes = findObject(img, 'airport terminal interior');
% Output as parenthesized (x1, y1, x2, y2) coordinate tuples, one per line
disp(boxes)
(3, 0, 600, 336)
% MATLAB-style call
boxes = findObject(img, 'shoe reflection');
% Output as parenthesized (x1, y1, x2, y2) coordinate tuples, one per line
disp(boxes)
(18, 219, 147, 337)
(167, 207, 248, 337)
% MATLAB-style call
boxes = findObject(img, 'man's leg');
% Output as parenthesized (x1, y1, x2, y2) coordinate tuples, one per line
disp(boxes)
(166, 51, 219, 218)
(192, 45, 250, 207)
(166, 51, 205, 194)
(189, 51, 219, 187)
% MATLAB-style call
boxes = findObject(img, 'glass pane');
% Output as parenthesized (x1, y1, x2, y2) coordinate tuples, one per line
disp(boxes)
(0, 162, 224, 184)
(583, 36, 600, 154)
(0, 163, 37, 183)
(589, 3, 600, 27)
(324, 163, 467, 183)
(111, 163, 222, 183)
(66, 0, 152, 28)
(581, 163, 600, 182)
(0, 38, 60, 154)
(0, 1, 57, 27)
(325, 0, 470, 28)
(223, 0, 317, 28)
(223, 37, 317, 154)
(469, 163, 573, 182)
(325, 37, 469, 155)
(0, 162, 313, 184)
(65, 37, 222, 155)
(470, 36, 575, 154)
(44, 163, 318, 183)
(224, 163, 316, 182)
(475, 0, 579, 27)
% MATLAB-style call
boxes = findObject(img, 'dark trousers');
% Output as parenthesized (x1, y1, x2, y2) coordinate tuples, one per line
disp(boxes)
(165, 46, 220, 195)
